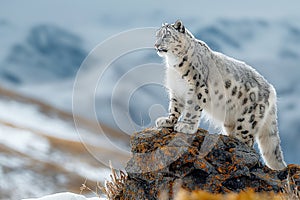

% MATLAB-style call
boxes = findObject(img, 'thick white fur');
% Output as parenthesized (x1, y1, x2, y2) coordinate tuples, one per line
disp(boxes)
(155, 21, 287, 170)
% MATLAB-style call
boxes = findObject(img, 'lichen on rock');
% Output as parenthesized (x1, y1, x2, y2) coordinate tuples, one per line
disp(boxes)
(119, 128, 299, 199)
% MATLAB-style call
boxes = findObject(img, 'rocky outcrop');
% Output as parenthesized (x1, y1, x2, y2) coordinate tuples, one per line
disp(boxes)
(120, 128, 299, 199)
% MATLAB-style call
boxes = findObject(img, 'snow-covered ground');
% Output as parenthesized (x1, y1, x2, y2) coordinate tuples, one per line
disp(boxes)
(0, 1, 300, 199)
(23, 192, 105, 200)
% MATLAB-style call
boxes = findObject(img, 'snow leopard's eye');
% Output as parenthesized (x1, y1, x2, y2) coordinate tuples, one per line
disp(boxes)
(165, 30, 171, 37)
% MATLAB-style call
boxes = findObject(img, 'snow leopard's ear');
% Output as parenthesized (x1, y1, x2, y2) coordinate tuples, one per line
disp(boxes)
(174, 20, 185, 33)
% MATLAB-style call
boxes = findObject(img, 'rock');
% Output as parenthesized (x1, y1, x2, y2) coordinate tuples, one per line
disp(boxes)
(120, 128, 300, 199)
(287, 164, 300, 194)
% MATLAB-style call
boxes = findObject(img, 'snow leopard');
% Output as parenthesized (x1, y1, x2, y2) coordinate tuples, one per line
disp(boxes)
(155, 20, 286, 170)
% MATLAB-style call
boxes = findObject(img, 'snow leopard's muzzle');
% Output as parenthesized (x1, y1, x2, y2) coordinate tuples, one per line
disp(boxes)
(154, 41, 168, 53)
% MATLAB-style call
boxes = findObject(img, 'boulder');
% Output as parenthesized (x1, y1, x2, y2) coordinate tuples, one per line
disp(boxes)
(120, 128, 299, 199)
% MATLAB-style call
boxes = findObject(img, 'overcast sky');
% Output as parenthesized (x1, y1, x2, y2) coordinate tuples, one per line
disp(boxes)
(1, 0, 299, 26)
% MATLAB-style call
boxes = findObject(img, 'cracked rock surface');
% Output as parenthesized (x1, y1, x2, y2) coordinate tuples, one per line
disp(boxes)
(121, 128, 299, 199)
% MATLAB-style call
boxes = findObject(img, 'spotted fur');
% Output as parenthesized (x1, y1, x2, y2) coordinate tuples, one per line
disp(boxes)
(155, 20, 286, 170)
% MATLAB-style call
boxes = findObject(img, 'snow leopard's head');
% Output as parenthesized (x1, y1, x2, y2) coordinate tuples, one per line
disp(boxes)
(155, 20, 193, 57)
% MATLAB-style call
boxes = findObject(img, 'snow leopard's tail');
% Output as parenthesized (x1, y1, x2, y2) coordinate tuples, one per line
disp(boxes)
(257, 104, 286, 170)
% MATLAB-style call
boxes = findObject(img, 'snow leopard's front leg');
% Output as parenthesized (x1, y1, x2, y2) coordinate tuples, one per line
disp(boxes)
(156, 91, 182, 128)
(174, 84, 206, 134)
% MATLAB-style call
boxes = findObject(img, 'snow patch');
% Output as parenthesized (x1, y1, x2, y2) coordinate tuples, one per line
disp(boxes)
(23, 192, 106, 200)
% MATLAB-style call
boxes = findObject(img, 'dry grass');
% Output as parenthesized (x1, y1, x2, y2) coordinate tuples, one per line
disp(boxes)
(98, 161, 127, 200)
(80, 161, 127, 200)
(282, 177, 300, 200)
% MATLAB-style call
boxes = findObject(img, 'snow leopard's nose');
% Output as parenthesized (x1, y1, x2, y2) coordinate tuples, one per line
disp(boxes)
(154, 43, 160, 49)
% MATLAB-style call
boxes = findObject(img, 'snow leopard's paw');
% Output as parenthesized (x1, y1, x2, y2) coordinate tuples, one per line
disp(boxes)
(174, 121, 197, 134)
(155, 117, 175, 128)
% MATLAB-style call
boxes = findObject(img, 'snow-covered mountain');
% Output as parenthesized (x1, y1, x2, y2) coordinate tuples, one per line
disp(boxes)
(0, 1, 300, 199)
(1, 24, 86, 84)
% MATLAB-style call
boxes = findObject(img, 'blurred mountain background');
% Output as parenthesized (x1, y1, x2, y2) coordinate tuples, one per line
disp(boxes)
(0, 0, 299, 199)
